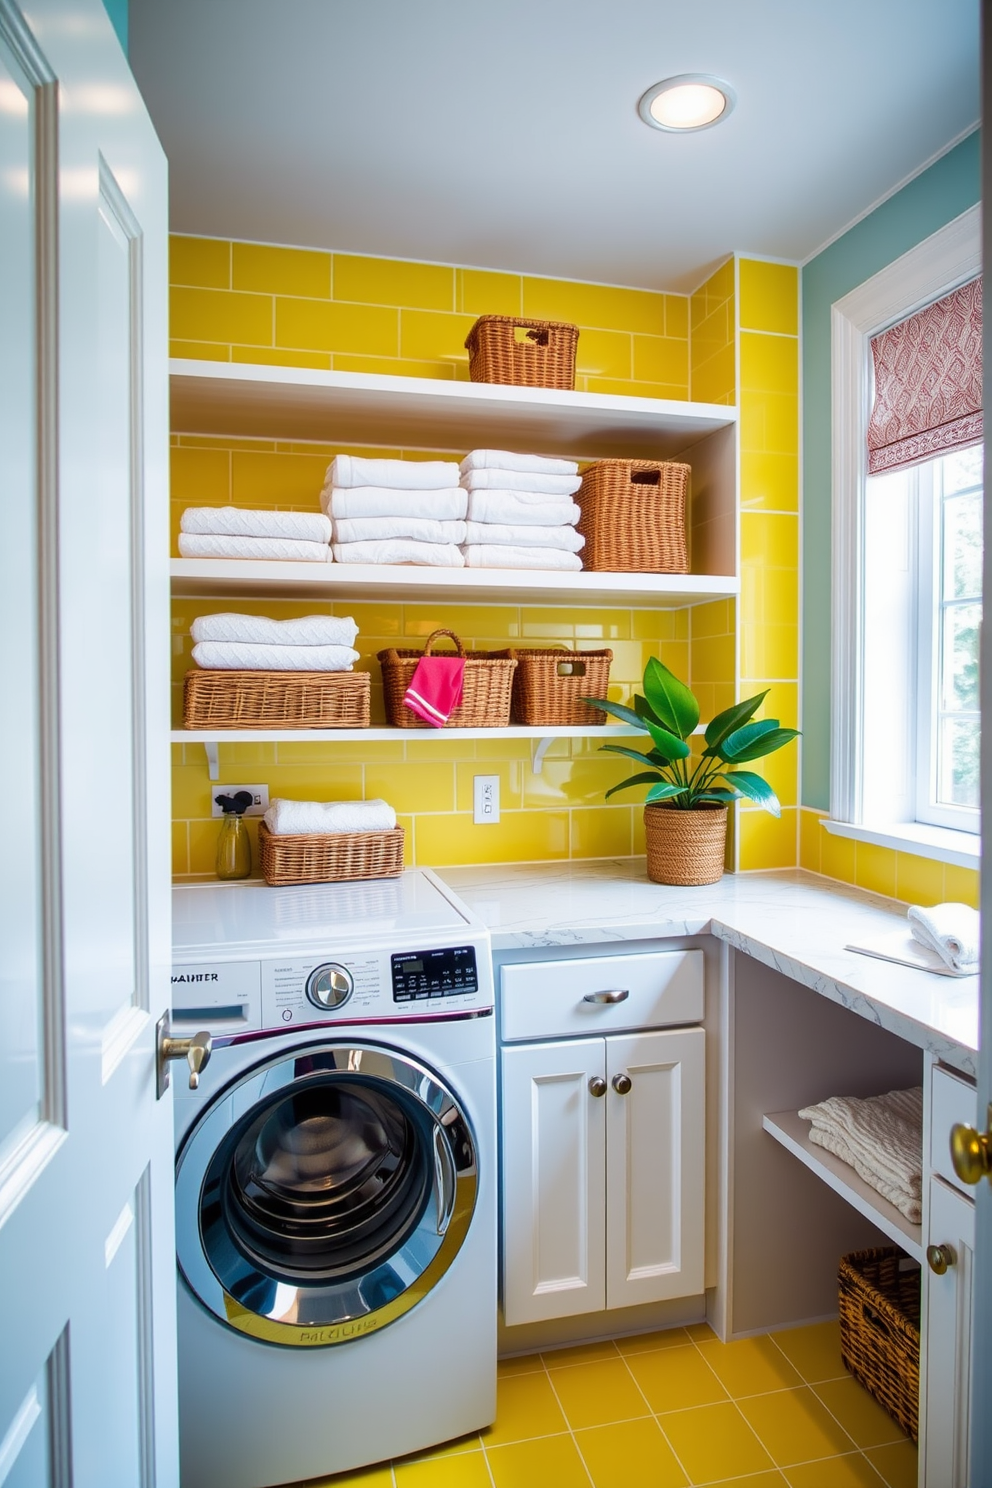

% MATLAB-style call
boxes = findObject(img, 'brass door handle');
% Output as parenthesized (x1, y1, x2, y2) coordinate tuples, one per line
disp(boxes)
(950, 1105, 992, 1187)
(589, 1077, 607, 1098)
(926, 1244, 956, 1275)
(612, 1072, 632, 1095)
(156, 1012, 213, 1098)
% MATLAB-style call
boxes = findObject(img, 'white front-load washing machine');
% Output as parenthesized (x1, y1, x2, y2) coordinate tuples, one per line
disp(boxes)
(170, 870, 496, 1488)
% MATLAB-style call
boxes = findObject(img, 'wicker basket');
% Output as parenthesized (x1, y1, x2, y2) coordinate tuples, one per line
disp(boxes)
(577, 459, 690, 573)
(644, 804, 728, 885)
(504, 648, 613, 726)
(183, 670, 371, 730)
(839, 1248, 921, 1441)
(377, 629, 517, 729)
(465, 315, 579, 390)
(258, 821, 405, 886)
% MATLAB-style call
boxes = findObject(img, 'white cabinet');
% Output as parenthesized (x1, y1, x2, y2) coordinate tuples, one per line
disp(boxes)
(923, 1177, 975, 1488)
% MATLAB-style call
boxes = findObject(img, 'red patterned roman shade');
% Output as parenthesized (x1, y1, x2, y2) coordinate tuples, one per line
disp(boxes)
(867, 276, 983, 475)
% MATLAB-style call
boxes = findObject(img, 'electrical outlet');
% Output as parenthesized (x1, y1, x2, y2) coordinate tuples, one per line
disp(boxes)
(211, 784, 269, 818)
(473, 774, 500, 825)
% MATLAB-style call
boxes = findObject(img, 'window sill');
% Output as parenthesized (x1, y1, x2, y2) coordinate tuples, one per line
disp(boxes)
(822, 818, 980, 870)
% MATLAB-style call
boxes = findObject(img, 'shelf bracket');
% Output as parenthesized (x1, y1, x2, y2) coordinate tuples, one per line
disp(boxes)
(204, 742, 220, 782)
(530, 736, 555, 775)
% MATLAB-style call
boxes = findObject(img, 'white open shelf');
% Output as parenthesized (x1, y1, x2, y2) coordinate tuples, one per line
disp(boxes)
(762, 1110, 923, 1264)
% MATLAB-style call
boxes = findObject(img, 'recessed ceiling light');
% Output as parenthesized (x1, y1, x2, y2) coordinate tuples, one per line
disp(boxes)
(638, 74, 736, 133)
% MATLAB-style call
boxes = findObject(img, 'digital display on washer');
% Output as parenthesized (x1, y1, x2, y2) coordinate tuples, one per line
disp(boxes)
(391, 945, 478, 1001)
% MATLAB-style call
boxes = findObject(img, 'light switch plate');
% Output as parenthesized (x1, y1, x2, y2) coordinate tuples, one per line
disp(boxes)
(473, 775, 500, 825)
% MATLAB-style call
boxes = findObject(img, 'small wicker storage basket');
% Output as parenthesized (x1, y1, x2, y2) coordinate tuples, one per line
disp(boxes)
(183, 670, 370, 730)
(576, 459, 690, 573)
(377, 629, 517, 729)
(258, 822, 405, 886)
(465, 315, 579, 389)
(839, 1247, 920, 1441)
(504, 647, 613, 726)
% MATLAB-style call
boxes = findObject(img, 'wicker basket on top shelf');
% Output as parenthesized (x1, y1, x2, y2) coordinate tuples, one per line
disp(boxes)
(183, 670, 370, 730)
(838, 1247, 921, 1441)
(465, 315, 579, 389)
(576, 458, 690, 573)
(503, 648, 613, 727)
(377, 629, 517, 729)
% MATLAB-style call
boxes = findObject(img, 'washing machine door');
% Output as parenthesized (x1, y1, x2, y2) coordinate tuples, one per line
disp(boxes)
(175, 1040, 478, 1347)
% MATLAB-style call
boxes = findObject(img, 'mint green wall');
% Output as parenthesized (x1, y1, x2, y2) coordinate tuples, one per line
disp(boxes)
(102, 0, 127, 54)
(801, 131, 981, 810)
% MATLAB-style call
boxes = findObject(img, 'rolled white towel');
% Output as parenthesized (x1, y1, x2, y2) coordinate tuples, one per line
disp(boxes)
(191, 641, 359, 671)
(907, 902, 980, 974)
(320, 485, 467, 521)
(332, 540, 465, 567)
(263, 798, 397, 836)
(461, 468, 581, 496)
(327, 455, 460, 490)
(460, 449, 578, 477)
(332, 516, 467, 545)
(180, 505, 331, 544)
(464, 521, 584, 552)
(467, 491, 580, 526)
(462, 545, 583, 571)
(191, 613, 358, 647)
(178, 533, 332, 563)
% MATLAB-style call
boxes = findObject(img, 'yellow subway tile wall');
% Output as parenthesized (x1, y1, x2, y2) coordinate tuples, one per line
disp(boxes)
(799, 807, 979, 908)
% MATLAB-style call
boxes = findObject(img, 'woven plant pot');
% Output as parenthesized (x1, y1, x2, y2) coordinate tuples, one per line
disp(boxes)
(643, 804, 728, 886)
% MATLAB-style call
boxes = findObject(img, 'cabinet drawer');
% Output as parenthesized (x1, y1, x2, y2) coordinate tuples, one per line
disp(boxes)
(500, 950, 703, 1042)
(930, 1064, 977, 1197)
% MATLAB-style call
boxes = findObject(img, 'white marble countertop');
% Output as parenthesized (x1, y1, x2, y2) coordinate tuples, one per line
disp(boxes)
(437, 861, 980, 1076)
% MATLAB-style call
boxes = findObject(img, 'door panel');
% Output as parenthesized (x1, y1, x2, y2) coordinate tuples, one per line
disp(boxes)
(924, 1176, 975, 1488)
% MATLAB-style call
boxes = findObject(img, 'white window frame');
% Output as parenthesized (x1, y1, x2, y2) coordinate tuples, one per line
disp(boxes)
(827, 203, 981, 867)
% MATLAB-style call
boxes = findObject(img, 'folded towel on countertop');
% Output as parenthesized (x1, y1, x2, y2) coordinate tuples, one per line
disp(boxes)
(191, 613, 358, 648)
(320, 485, 467, 521)
(180, 505, 331, 544)
(461, 545, 583, 571)
(798, 1087, 923, 1223)
(332, 540, 465, 567)
(263, 798, 397, 836)
(191, 641, 359, 671)
(463, 520, 584, 551)
(332, 516, 467, 545)
(403, 655, 465, 728)
(178, 533, 332, 563)
(907, 902, 980, 975)
(459, 449, 578, 477)
(461, 468, 581, 496)
(466, 491, 581, 527)
(327, 455, 460, 490)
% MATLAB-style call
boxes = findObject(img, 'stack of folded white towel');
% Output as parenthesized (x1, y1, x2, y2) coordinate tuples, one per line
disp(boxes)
(799, 1086, 924, 1223)
(190, 613, 359, 671)
(179, 506, 332, 563)
(458, 449, 585, 571)
(263, 798, 396, 836)
(320, 455, 466, 567)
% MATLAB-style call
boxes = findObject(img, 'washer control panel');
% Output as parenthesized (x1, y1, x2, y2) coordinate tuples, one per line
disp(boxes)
(392, 945, 478, 1003)
(305, 962, 354, 1011)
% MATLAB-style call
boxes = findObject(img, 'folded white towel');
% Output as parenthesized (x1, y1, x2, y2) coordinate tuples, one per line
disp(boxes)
(467, 491, 581, 527)
(180, 505, 332, 544)
(332, 540, 465, 567)
(333, 516, 467, 545)
(191, 641, 359, 671)
(191, 613, 358, 647)
(799, 1087, 923, 1222)
(263, 798, 397, 836)
(327, 455, 460, 490)
(178, 533, 332, 563)
(460, 449, 579, 477)
(320, 485, 467, 521)
(463, 521, 584, 552)
(462, 545, 583, 571)
(461, 468, 582, 496)
(907, 902, 980, 975)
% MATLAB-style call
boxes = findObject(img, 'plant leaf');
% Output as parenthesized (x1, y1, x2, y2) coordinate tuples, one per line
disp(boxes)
(721, 769, 782, 816)
(719, 718, 782, 760)
(722, 726, 800, 763)
(645, 782, 687, 803)
(642, 657, 699, 739)
(581, 697, 652, 731)
(703, 690, 769, 752)
(696, 786, 741, 802)
(600, 744, 674, 768)
(604, 771, 667, 800)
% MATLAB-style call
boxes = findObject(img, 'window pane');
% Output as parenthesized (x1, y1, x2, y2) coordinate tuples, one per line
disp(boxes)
(941, 443, 983, 495)
(938, 715, 980, 808)
(943, 492, 982, 600)
(941, 602, 981, 711)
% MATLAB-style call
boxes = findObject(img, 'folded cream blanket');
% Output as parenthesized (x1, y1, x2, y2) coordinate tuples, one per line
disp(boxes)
(908, 902, 980, 975)
(798, 1087, 923, 1223)
(467, 491, 581, 527)
(191, 641, 358, 671)
(461, 468, 581, 496)
(320, 485, 467, 521)
(178, 533, 332, 563)
(327, 455, 460, 490)
(263, 798, 397, 836)
(462, 545, 583, 571)
(333, 516, 467, 545)
(180, 505, 331, 544)
(464, 521, 584, 552)
(191, 613, 358, 647)
(332, 540, 465, 567)
(460, 449, 578, 477)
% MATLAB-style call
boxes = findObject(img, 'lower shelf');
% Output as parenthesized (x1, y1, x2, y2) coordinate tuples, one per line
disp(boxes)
(762, 1109, 924, 1264)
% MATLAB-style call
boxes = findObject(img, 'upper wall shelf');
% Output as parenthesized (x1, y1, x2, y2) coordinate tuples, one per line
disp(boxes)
(169, 360, 737, 460)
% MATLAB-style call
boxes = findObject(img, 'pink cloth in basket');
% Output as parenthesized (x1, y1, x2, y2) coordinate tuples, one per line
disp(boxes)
(403, 656, 465, 727)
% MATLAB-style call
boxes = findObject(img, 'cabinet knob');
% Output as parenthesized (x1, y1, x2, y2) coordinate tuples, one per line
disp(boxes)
(950, 1107, 992, 1187)
(588, 1077, 607, 1098)
(926, 1243, 957, 1276)
(612, 1072, 632, 1095)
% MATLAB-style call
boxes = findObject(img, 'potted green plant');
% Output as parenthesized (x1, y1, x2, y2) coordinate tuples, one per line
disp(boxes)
(587, 658, 800, 885)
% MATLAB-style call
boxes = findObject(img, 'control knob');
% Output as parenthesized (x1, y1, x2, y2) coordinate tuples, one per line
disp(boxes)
(306, 962, 354, 1011)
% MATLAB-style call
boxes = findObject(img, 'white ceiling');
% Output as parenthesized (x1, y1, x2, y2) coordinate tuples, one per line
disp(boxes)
(129, 0, 980, 294)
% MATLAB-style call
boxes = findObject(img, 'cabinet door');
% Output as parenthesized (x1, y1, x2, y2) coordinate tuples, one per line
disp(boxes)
(501, 1039, 606, 1326)
(924, 1175, 975, 1488)
(605, 1027, 705, 1310)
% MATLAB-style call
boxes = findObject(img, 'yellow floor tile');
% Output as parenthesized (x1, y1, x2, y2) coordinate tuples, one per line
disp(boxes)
(684, 1322, 718, 1343)
(497, 1354, 545, 1377)
(862, 1439, 919, 1488)
(770, 1322, 846, 1384)
(625, 1344, 728, 1414)
(704, 1475, 788, 1488)
(482, 1370, 567, 1446)
(574, 1416, 689, 1487)
(485, 1433, 590, 1488)
(659, 1401, 775, 1482)
(394, 1449, 492, 1486)
(396, 1433, 483, 1464)
(783, 1451, 887, 1487)
(546, 1356, 650, 1429)
(615, 1327, 693, 1355)
(696, 1335, 804, 1398)
(811, 1377, 908, 1450)
(738, 1386, 856, 1467)
(540, 1339, 620, 1367)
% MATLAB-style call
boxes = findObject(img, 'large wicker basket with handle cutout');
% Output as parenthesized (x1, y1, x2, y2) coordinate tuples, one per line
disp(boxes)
(465, 315, 579, 389)
(377, 628, 517, 729)
(576, 458, 690, 572)
(503, 647, 613, 726)
(838, 1247, 920, 1441)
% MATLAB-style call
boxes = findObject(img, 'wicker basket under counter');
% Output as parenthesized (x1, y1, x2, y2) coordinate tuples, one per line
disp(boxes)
(377, 629, 517, 729)
(183, 669, 371, 730)
(464, 315, 579, 389)
(503, 647, 613, 726)
(258, 822, 405, 885)
(839, 1247, 920, 1441)
(576, 458, 690, 573)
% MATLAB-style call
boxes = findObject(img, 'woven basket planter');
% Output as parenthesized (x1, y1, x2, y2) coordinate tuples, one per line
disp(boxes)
(643, 803, 728, 886)
(258, 822, 405, 886)
(465, 315, 579, 389)
(183, 670, 370, 730)
(577, 459, 690, 573)
(377, 628, 517, 729)
(839, 1248, 920, 1441)
(504, 647, 613, 726)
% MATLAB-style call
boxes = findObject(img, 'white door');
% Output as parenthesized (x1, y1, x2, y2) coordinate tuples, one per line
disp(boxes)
(605, 1028, 705, 1309)
(924, 1177, 975, 1488)
(501, 1039, 607, 1326)
(0, 2, 173, 1484)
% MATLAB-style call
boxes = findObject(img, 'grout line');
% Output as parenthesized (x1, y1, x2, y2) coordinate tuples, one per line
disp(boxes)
(539, 1363, 598, 1488)
(613, 1340, 696, 1485)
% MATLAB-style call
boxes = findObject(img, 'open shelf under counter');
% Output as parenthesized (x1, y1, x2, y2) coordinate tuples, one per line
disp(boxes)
(762, 1109, 923, 1264)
